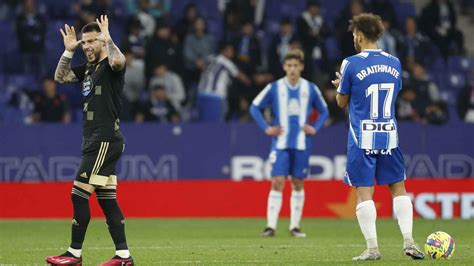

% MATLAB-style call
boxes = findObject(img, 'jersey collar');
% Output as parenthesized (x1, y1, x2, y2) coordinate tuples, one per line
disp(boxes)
(363, 49, 382, 52)
(284, 77, 301, 90)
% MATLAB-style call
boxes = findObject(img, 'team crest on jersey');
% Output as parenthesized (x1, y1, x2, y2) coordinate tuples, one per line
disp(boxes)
(288, 98, 300, 116)
(82, 76, 93, 96)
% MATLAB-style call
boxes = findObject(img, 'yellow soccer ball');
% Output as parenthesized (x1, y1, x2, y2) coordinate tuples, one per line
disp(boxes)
(424, 231, 455, 259)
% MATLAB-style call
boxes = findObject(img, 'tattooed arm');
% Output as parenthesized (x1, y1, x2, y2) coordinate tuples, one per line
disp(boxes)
(55, 24, 80, 83)
(54, 54, 78, 83)
(105, 37, 126, 71)
(97, 15, 126, 71)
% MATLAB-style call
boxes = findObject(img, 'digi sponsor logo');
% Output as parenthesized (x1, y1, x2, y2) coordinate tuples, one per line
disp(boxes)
(362, 121, 395, 132)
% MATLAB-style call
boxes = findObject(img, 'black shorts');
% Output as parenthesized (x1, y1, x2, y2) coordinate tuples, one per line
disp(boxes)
(75, 139, 124, 186)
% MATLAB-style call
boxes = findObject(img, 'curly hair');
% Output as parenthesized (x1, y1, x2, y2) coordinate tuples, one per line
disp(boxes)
(348, 13, 384, 42)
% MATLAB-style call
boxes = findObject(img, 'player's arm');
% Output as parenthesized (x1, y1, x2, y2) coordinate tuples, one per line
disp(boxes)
(332, 59, 352, 108)
(249, 85, 282, 136)
(97, 15, 126, 72)
(55, 24, 80, 83)
(336, 93, 350, 108)
(306, 85, 329, 135)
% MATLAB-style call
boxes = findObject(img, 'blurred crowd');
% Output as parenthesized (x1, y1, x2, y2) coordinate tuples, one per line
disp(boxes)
(1, 0, 473, 126)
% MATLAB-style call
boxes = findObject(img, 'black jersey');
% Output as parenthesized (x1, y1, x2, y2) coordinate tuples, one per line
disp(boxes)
(72, 58, 125, 142)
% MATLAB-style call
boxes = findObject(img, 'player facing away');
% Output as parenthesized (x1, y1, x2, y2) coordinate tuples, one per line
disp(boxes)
(332, 13, 424, 261)
(45, 16, 133, 266)
(250, 49, 329, 238)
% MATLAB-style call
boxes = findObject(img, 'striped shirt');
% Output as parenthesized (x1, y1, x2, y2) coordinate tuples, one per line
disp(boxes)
(338, 49, 402, 150)
(251, 77, 329, 150)
(198, 55, 239, 98)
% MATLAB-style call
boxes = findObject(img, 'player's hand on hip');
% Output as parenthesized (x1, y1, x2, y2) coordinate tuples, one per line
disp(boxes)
(331, 72, 342, 88)
(265, 126, 283, 136)
(96, 15, 111, 41)
(303, 124, 316, 135)
(60, 24, 80, 52)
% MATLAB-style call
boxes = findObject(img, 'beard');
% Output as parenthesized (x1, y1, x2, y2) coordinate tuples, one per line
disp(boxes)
(86, 49, 101, 64)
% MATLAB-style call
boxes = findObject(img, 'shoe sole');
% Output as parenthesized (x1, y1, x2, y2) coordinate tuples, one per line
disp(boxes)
(352, 256, 381, 261)
(405, 250, 424, 260)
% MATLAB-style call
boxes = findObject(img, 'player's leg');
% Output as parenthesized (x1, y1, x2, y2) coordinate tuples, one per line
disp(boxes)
(288, 149, 309, 237)
(377, 148, 424, 260)
(345, 144, 380, 261)
(262, 149, 289, 236)
(93, 141, 133, 265)
(46, 141, 100, 265)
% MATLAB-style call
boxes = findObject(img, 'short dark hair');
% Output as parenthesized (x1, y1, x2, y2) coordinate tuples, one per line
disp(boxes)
(283, 49, 304, 64)
(306, 0, 320, 8)
(81, 22, 101, 34)
(280, 17, 292, 25)
(348, 13, 384, 42)
(219, 41, 234, 52)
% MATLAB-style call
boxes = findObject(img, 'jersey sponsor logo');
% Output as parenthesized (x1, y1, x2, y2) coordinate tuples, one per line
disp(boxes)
(361, 120, 395, 132)
(82, 76, 92, 96)
(365, 149, 392, 155)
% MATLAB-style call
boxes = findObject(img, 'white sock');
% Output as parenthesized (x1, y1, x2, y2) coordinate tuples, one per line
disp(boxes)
(289, 190, 305, 230)
(67, 247, 81, 258)
(393, 195, 414, 244)
(267, 190, 282, 229)
(115, 249, 131, 258)
(356, 200, 378, 249)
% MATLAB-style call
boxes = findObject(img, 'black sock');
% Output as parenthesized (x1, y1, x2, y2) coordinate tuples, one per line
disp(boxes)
(70, 185, 91, 249)
(97, 188, 128, 250)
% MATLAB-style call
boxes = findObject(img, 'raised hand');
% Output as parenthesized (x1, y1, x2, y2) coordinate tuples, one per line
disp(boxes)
(331, 72, 342, 88)
(60, 24, 80, 52)
(96, 15, 111, 42)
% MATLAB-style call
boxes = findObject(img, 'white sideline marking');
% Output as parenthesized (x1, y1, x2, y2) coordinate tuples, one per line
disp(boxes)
(22, 243, 471, 252)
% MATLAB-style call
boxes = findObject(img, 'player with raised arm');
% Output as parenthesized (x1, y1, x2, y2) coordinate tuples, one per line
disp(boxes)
(331, 13, 424, 261)
(250, 49, 329, 238)
(45, 15, 133, 266)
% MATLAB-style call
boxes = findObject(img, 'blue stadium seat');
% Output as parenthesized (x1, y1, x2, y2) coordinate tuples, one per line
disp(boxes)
(2, 107, 27, 124)
(325, 36, 341, 61)
(393, 2, 416, 27)
(448, 72, 467, 90)
(197, 92, 224, 122)
(447, 56, 472, 73)
(0, 20, 18, 54)
(7, 74, 39, 91)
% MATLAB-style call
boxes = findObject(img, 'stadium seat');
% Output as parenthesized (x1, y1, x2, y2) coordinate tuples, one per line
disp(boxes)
(2, 107, 27, 124)
(448, 72, 467, 90)
(197, 92, 225, 122)
(447, 56, 472, 73)
(325, 36, 341, 61)
(7, 74, 39, 91)
(0, 20, 18, 54)
(393, 2, 416, 27)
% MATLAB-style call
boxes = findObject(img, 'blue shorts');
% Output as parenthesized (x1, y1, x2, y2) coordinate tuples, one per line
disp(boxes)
(270, 149, 310, 179)
(344, 142, 406, 187)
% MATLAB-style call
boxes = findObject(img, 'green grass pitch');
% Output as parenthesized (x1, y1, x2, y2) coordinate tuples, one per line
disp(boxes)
(0, 218, 472, 265)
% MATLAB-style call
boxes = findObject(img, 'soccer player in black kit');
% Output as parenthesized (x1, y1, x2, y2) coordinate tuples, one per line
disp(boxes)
(45, 15, 133, 266)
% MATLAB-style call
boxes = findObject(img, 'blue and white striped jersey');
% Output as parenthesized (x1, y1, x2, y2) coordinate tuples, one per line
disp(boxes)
(251, 77, 329, 150)
(338, 49, 402, 150)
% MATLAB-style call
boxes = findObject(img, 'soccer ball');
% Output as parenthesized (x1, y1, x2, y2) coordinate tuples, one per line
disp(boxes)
(424, 231, 455, 259)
